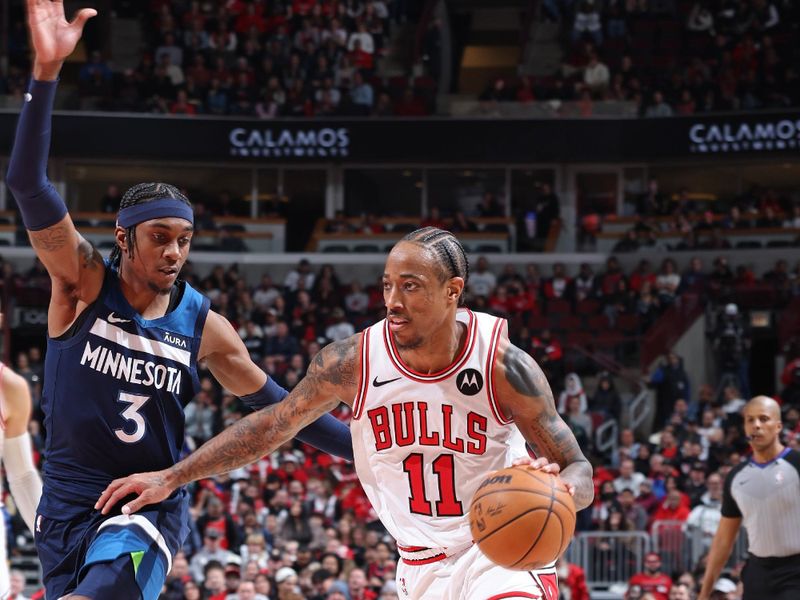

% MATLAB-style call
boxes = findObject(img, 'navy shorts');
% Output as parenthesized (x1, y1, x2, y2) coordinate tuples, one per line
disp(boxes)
(35, 492, 189, 600)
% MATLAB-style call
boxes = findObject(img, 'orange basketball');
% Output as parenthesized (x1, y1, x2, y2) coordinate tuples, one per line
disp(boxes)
(469, 466, 576, 570)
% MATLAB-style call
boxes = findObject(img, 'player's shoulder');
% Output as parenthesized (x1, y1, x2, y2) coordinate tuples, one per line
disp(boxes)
(0, 367, 32, 418)
(1, 367, 30, 398)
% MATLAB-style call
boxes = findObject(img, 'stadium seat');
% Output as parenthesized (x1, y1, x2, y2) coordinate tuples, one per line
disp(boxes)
(735, 240, 762, 249)
(353, 244, 381, 253)
(615, 314, 640, 334)
(587, 314, 609, 329)
(322, 245, 350, 253)
(576, 298, 601, 315)
(546, 299, 572, 315)
(766, 240, 791, 248)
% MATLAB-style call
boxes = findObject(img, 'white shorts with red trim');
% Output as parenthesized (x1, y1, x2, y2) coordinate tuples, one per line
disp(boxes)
(394, 543, 558, 600)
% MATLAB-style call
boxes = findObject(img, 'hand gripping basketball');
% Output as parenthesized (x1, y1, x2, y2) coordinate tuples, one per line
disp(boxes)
(469, 460, 577, 570)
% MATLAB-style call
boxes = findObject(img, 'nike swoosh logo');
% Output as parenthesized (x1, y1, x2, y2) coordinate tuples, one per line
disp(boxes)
(373, 376, 402, 387)
(108, 312, 131, 324)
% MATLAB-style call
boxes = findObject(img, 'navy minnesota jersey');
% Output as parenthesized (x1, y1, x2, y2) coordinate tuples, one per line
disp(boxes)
(39, 262, 209, 518)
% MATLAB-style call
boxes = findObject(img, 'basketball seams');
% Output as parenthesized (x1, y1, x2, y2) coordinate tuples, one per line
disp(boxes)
(472, 506, 552, 544)
(470, 467, 576, 571)
(509, 475, 556, 568)
(472, 486, 575, 512)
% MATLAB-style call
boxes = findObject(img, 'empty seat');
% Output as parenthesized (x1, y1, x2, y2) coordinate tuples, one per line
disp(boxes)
(735, 240, 762, 249)
(587, 314, 610, 330)
(353, 244, 381, 253)
(322, 245, 350, 253)
(546, 299, 572, 315)
(221, 223, 246, 232)
(766, 240, 791, 248)
(576, 298, 601, 315)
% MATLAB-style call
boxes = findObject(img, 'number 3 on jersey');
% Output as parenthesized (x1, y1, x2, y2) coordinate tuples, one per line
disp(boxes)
(403, 453, 463, 516)
(115, 391, 151, 443)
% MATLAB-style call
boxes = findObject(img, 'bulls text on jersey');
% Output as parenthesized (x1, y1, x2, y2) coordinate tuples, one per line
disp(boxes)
(367, 401, 488, 455)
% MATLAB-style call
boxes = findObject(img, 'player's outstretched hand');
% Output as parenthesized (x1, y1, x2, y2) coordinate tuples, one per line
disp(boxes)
(512, 456, 577, 497)
(95, 470, 175, 516)
(27, 0, 97, 66)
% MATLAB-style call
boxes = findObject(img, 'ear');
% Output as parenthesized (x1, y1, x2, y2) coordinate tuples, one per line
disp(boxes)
(115, 226, 128, 253)
(447, 277, 465, 302)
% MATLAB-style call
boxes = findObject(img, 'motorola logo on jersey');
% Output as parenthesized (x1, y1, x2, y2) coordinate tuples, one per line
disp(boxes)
(457, 369, 483, 396)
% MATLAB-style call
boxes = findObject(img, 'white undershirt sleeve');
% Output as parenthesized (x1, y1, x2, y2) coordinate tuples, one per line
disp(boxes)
(4, 432, 42, 533)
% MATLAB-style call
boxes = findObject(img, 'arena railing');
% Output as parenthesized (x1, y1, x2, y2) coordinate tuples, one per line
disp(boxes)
(566, 530, 651, 591)
(640, 292, 704, 370)
(652, 519, 749, 576)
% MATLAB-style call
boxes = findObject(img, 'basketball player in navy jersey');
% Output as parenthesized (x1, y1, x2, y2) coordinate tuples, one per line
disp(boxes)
(6, 2, 352, 599)
(99, 229, 594, 599)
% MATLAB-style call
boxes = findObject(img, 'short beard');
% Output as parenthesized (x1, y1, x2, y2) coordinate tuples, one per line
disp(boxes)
(148, 280, 173, 295)
(393, 333, 424, 351)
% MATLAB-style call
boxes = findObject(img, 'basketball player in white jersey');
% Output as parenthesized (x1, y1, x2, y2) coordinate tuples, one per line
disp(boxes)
(0, 345, 43, 597)
(97, 227, 595, 599)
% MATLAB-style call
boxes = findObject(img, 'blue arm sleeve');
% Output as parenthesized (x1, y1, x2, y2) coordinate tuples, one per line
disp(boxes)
(240, 378, 354, 462)
(5, 79, 69, 231)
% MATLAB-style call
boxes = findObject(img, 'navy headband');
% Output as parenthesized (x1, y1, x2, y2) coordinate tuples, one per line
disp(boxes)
(117, 198, 194, 228)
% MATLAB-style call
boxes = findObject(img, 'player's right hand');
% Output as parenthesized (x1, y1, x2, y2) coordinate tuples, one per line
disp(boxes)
(95, 470, 175, 516)
(27, 0, 97, 66)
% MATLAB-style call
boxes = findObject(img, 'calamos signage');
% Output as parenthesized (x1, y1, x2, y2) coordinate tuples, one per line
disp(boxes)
(229, 126, 350, 157)
(689, 118, 800, 154)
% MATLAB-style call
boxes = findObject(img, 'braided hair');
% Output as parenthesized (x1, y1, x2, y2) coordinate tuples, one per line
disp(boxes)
(401, 227, 470, 305)
(109, 183, 191, 267)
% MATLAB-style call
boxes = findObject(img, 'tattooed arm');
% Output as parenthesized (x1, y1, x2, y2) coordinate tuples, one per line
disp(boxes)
(494, 331, 594, 510)
(96, 334, 361, 516)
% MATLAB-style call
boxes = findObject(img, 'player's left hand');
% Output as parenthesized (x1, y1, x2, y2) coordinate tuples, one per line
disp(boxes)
(512, 456, 576, 497)
(95, 470, 176, 516)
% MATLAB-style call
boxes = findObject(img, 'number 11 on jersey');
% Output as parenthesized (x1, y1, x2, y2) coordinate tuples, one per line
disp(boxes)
(403, 453, 463, 517)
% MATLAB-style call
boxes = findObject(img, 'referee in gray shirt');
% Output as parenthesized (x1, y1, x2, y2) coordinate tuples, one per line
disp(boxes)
(699, 396, 800, 600)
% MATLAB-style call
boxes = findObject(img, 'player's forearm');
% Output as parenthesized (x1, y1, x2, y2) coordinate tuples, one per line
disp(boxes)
(560, 460, 595, 510)
(6, 78, 69, 232)
(698, 533, 736, 598)
(167, 381, 337, 488)
(166, 405, 291, 488)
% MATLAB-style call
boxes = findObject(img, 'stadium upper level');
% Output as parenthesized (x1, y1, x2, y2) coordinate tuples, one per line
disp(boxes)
(1, 0, 798, 119)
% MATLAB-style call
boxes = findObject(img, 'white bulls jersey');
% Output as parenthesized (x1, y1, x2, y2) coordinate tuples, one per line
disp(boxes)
(351, 309, 529, 551)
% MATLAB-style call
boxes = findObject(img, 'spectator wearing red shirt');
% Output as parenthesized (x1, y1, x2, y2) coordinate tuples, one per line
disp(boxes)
(234, 2, 266, 34)
(394, 88, 428, 116)
(651, 490, 691, 528)
(488, 285, 511, 318)
(598, 256, 625, 297)
(421, 206, 447, 229)
(556, 557, 590, 600)
(628, 552, 672, 600)
(629, 259, 656, 293)
(348, 568, 378, 600)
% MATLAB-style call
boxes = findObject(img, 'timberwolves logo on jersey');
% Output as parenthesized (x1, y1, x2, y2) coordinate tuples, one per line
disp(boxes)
(457, 369, 483, 396)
